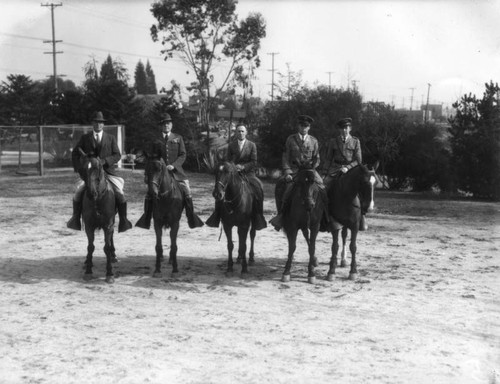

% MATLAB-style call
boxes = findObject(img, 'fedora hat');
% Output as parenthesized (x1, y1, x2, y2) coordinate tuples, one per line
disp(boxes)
(92, 111, 106, 122)
(160, 113, 172, 123)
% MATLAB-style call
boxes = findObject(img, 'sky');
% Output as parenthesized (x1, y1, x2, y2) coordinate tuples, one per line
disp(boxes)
(1, 0, 499, 111)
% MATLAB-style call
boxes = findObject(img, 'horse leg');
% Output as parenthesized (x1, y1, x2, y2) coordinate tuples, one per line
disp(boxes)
(224, 224, 234, 275)
(169, 221, 179, 275)
(248, 225, 256, 266)
(307, 228, 319, 284)
(83, 228, 95, 280)
(327, 229, 340, 281)
(153, 222, 163, 278)
(282, 230, 298, 282)
(340, 226, 348, 267)
(104, 227, 115, 284)
(348, 229, 359, 280)
(109, 230, 118, 263)
(238, 225, 250, 276)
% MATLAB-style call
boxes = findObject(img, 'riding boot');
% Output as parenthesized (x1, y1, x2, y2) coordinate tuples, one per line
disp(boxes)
(205, 201, 221, 228)
(253, 199, 267, 231)
(117, 201, 133, 233)
(359, 214, 368, 231)
(67, 200, 82, 231)
(184, 197, 204, 228)
(135, 197, 152, 229)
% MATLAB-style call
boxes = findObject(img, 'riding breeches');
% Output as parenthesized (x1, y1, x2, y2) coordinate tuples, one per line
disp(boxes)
(73, 174, 125, 202)
(178, 179, 191, 198)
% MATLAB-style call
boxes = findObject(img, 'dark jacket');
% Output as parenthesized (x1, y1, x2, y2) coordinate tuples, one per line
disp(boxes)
(151, 132, 188, 181)
(282, 133, 320, 175)
(323, 135, 362, 176)
(227, 139, 257, 176)
(72, 131, 121, 176)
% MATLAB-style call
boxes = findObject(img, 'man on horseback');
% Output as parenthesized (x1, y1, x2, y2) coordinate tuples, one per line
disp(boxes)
(205, 124, 267, 230)
(67, 111, 133, 232)
(136, 113, 204, 229)
(323, 117, 367, 231)
(269, 115, 326, 231)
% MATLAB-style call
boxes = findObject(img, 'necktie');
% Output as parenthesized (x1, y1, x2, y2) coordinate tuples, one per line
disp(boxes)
(95, 134, 101, 145)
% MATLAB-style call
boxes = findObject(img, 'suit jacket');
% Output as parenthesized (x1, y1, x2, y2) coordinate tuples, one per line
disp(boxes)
(227, 139, 257, 176)
(72, 131, 121, 176)
(151, 132, 188, 181)
(323, 135, 362, 176)
(282, 133, 320, 175)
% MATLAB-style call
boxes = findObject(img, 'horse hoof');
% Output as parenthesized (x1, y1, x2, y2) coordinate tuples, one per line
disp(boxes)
(241, 271, 250, 279)
(153, 271, 162, 278)
(112, 257, 118, 264)
(282, 274, 291, 283)
(105, 276, 115, 284)
(340, 261, 346, 268)
(171, 271, 179, 278)
(83, 273, 93, 281)
(327, 273, 335, 282)
(348, 273, 358, 281)
(248, 259, 255, 266)
(308, 276, 316, 284)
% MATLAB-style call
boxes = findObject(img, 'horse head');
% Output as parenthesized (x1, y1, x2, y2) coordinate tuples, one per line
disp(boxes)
(144, 156, 169, 199)
(84, 156, 105, 201)
(213, 161, 239, 202)
(295, 166, 318, 212)
(358, 161, 379, 214)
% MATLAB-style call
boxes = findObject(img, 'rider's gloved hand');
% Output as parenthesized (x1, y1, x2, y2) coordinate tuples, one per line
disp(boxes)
(166, 165, 175, 171)
(285, 174, 293, 182)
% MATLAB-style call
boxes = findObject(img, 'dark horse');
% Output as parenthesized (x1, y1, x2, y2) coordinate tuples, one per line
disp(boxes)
(143, 157, 185, 277)
(279, 167, 328, 284)
(326, 162, 379, 281)
(212, 162, 261, 276)
(81, 155, 117, 283)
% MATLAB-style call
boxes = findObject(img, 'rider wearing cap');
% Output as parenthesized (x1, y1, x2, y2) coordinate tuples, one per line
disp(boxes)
(323, 117, 367, 230)
(269, 114, 325, 231)
(67, 111, 132, 232)
(135, 113, 204, 229)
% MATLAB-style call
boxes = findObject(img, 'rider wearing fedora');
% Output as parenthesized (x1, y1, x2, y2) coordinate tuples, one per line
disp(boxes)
(67, 111, 133, 232)
(323, 117, 367, 231)
(205, 123, 267, 230)
(269, 114, 326, 231)
(136, 113, 204, 229)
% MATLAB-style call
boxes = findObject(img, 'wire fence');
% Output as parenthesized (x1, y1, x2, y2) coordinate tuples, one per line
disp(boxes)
(0, 125, 126, 176)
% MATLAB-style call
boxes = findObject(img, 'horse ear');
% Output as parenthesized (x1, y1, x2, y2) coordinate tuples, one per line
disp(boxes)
(371, 160, 380, 172)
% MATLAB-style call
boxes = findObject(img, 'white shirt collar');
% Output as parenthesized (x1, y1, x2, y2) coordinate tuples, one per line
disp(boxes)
(94, 131, 103, 139)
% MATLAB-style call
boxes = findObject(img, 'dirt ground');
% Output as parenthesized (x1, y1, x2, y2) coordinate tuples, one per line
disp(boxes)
(0, 169, 499, 384)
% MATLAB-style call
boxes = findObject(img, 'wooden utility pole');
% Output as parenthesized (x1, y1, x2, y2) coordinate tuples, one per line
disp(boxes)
(326, 71, 334, 91)
(267, 52, 279, 101)
(409, 87, 415, 110)
(41, 2, 63, 92)
(425, 83, 431, 123)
